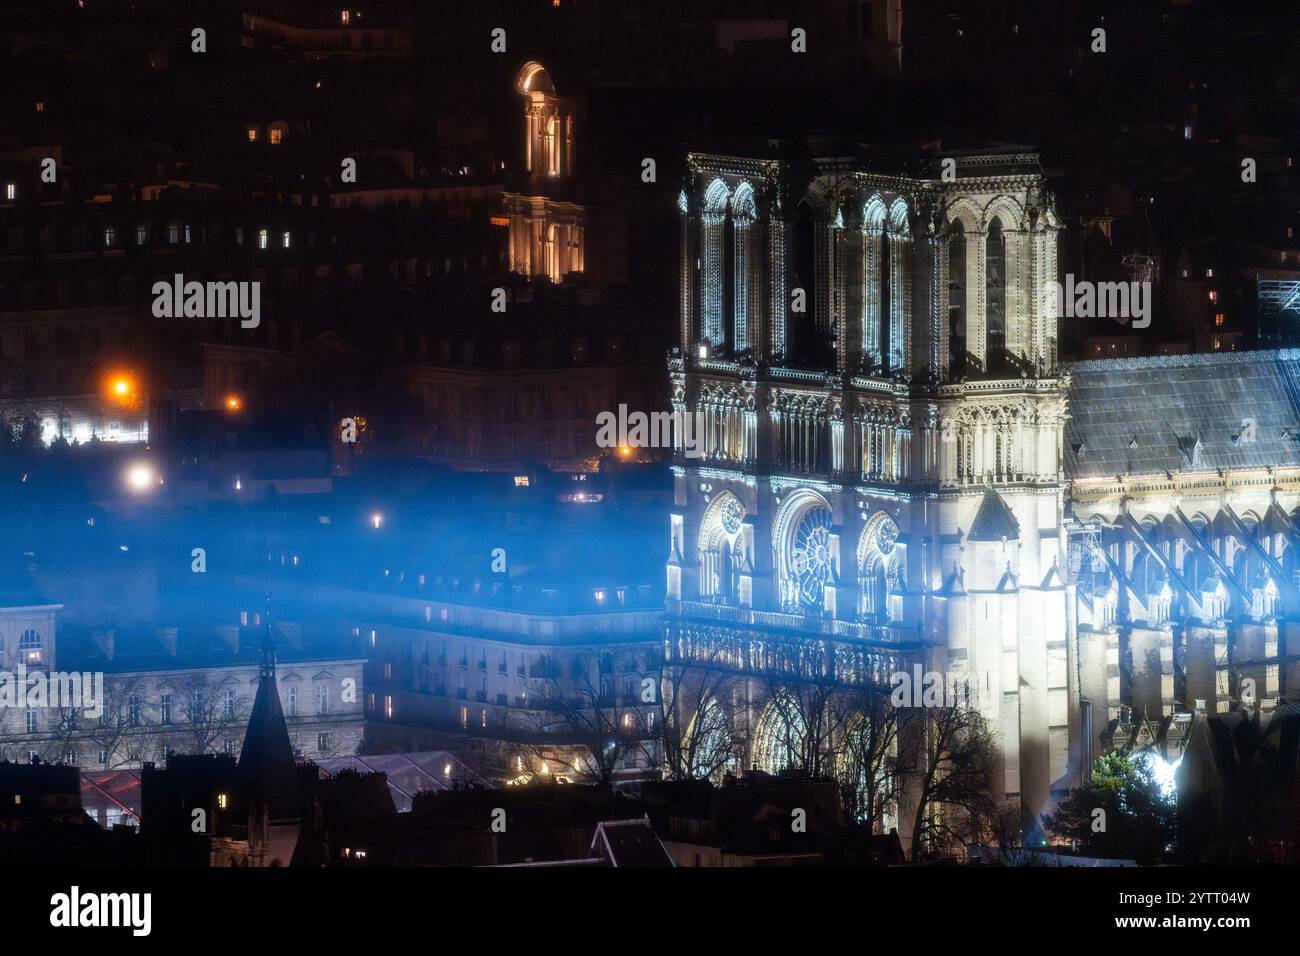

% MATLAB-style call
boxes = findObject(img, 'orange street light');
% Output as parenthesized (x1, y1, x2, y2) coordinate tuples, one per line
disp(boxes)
(225, 395, 242, 411)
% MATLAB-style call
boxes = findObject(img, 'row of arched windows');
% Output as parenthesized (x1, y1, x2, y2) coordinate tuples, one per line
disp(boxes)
(691, 181, 1024, 379)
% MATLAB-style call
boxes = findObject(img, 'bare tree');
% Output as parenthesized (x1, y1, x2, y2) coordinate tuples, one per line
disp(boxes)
(511, 651, 648, 785)
(836, 684, 902, 832)
(901, 702, 1001, 861)
(84, 676, 156, 770)
(754, 634, 852, 780)
(655, 642, 742, 782)
(177, 676, 249, 755)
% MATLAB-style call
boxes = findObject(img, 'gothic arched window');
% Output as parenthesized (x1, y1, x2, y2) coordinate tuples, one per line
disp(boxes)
(753, 692, 807, 774)
(986, 218, 1006, 373)
(947, 225, 966, 378)
(790, 200, 818, 362)
(700, 179, 731, 348)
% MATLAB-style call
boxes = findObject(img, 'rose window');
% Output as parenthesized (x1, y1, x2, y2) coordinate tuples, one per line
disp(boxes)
(790, 505, 833, 608)
(876, 519, 898, 555)
(720, 496, 744, 534)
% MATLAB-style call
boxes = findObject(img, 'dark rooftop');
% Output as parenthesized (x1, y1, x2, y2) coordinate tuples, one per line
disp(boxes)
(1064, 350, 1300, 481)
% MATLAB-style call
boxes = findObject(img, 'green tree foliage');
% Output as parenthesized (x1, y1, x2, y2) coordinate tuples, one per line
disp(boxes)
(1043, 750, 1177, 863)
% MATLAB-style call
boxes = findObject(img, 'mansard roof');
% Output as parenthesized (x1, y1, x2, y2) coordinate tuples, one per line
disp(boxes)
(1065, 349, 1300, 481)
(968, 488, 1021, 542)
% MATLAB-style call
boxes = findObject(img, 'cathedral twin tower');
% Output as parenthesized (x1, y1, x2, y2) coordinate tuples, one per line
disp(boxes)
(665, 142, 1075, 831)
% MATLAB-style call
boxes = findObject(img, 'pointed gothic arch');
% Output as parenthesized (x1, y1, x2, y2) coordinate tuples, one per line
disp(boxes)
(752, 690, 807, 774)
(698, 491, 747, 601)
(774, 489, 835, 611)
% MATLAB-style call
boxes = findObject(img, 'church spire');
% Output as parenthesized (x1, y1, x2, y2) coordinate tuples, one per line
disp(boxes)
(238, 592, 302, 826)
(259, 591, 276, 681)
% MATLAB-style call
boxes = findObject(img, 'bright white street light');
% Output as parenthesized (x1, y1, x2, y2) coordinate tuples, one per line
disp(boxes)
(126, 462, 157, 492)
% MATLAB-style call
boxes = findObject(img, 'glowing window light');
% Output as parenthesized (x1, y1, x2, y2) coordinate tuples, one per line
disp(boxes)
(371, 513, 383, 529)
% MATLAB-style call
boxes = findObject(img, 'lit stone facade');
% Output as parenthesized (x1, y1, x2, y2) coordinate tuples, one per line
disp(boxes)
(665, 144, 1071, 829)
(1063, 351, 1300, 761)
(503, 61, 586, 284)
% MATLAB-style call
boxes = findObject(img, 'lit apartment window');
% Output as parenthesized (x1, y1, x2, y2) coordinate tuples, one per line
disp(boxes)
(1208, 290, 1218, 303)
(5, 183, 14, 200)
(19, 629, 41, 664)
(317, 732, 333, 752)
(136, 224, 147, 245)
(240, 610, 248, 626)
(270, 128, 283, 145)
(247, 127, 258, 142)
(384, 695, 393, 718)
(128, 695, 141, 727)
(217, 793, 229, 809)
(341, 10, 350, 25)
(514, 475, 529, 487)
(383, 662, 392, 680)
(168, 223, 179, 244)
(1215, 313, 1225, 327)
(1205, 268, 1214, 278)
(258, 229, 268, 250)
(184, 224, 191, 243)
(282, 230, 291, 248)
(1183, 125, 1192, 140)
(459, 706, 468, 728)
(1214, 337, 1222, 350)
(35, 101, 44, 113)
(98, 748, 108, 765)
(103, 226, 116, 247)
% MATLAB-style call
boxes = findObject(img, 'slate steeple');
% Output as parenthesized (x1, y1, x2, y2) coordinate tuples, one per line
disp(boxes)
(237, 596, 302, 827)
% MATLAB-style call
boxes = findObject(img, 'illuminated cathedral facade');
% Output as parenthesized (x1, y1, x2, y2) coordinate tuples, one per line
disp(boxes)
(664, 142, 1073, 836)
(662, 140, 1300, 850)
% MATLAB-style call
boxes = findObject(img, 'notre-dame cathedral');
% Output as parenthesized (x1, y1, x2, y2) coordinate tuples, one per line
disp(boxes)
(663, 140, 1300, 839)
